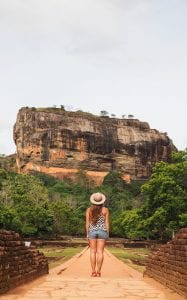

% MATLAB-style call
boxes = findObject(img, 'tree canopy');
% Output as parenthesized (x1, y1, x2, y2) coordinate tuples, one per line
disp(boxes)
(0, 150, 186, 239)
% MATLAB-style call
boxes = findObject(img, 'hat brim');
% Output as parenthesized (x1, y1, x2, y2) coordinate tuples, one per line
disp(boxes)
(90, 193, 106, 205)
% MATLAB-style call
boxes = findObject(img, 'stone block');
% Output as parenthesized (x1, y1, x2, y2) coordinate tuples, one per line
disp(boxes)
(145, 227, 187, 298)
(0, 230, 48, 295)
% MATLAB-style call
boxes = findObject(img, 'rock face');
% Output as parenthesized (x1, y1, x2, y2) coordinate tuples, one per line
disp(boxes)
(13, 107, 176, 183)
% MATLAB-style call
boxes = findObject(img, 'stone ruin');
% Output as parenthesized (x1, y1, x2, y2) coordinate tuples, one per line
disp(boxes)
(0, 230, 48, 294)
(145, 228, 187, 298)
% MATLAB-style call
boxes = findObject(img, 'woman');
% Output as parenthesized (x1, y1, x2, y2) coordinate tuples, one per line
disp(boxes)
(86, 192, 109, 277)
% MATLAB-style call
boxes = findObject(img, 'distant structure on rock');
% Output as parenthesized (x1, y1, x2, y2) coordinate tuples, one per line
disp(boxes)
(13, 107, 176, 184)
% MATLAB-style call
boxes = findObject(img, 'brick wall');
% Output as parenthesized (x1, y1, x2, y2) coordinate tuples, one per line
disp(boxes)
(145, 228, 187, 298)
(0, 230, 48, 294)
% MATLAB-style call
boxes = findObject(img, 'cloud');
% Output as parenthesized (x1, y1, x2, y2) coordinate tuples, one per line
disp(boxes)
(0, 0, 186, 152)
(1, 0, 186, 69)
(0, 0, 151, 57)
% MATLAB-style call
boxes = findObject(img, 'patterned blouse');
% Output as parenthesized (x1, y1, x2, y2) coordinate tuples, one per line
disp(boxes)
(89, 214, 107, 232)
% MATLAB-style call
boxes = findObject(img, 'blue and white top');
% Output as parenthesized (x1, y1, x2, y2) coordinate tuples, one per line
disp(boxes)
(89, 214, 107, 232)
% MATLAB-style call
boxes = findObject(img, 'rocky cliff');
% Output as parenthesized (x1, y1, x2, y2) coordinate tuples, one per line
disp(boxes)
(13, 107, 176, 184)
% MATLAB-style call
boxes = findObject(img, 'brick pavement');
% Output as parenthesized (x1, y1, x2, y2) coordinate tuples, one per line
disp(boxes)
(0, 247, 185, 300)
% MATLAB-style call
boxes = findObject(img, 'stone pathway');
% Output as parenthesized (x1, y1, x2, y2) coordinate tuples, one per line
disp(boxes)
(0, 247, 185, 300)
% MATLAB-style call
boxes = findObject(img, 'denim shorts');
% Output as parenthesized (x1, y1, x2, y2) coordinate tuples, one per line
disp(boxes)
(88, 230, 108, 240)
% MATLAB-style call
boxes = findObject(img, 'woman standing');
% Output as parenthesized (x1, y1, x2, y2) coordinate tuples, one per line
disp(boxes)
(86, 192, 109, 277)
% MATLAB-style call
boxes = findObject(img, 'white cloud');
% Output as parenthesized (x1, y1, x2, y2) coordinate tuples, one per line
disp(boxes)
(0, 0, 186, 153)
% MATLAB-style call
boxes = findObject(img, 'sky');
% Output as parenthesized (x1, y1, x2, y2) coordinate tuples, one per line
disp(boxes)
(0, 0, 187, 154)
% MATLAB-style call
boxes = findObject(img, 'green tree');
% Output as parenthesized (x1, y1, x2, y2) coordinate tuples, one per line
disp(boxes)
(100, 110, 109, 116)
(0, 172, 53, 236)
(171, 150, 187, 163)
(111, 209, 144, 238)
(50, 200, 83, 235)
(141, 158, 187, 239)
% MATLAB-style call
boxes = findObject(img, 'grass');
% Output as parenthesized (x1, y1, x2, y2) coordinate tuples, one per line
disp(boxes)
(37, 245, 151, 273)
(107, 246, 150, 273)
(38, 246, 84, 269)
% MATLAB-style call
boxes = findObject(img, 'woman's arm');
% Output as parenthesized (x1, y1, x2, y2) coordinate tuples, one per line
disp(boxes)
(85, 208, 90, 239)
(104, 208, 110, 236)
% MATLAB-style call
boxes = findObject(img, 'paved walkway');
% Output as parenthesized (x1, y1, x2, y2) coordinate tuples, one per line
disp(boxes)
(0, 247, 185, 300)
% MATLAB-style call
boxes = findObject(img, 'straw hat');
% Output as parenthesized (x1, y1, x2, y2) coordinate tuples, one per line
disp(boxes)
(90, 192, 106, 205)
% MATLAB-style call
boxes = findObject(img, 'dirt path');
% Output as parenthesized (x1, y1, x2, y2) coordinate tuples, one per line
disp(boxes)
(0, 247, 185, 300)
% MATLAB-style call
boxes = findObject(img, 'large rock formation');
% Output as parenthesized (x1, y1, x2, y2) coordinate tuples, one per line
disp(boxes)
(13, 107, 176, 183)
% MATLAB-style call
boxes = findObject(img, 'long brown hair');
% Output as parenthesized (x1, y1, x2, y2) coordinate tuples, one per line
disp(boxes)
(89, 204, 103, 225)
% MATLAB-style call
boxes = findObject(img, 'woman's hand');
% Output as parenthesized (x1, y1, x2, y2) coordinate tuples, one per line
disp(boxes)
(86, 234, 90, 246)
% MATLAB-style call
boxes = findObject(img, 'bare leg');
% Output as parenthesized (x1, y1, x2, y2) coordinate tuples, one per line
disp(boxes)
(89, 239, 97, 274)
(96, 239, 105, 274)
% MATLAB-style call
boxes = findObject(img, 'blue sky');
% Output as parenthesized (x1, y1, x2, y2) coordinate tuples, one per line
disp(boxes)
(0, 0, 187, 154)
